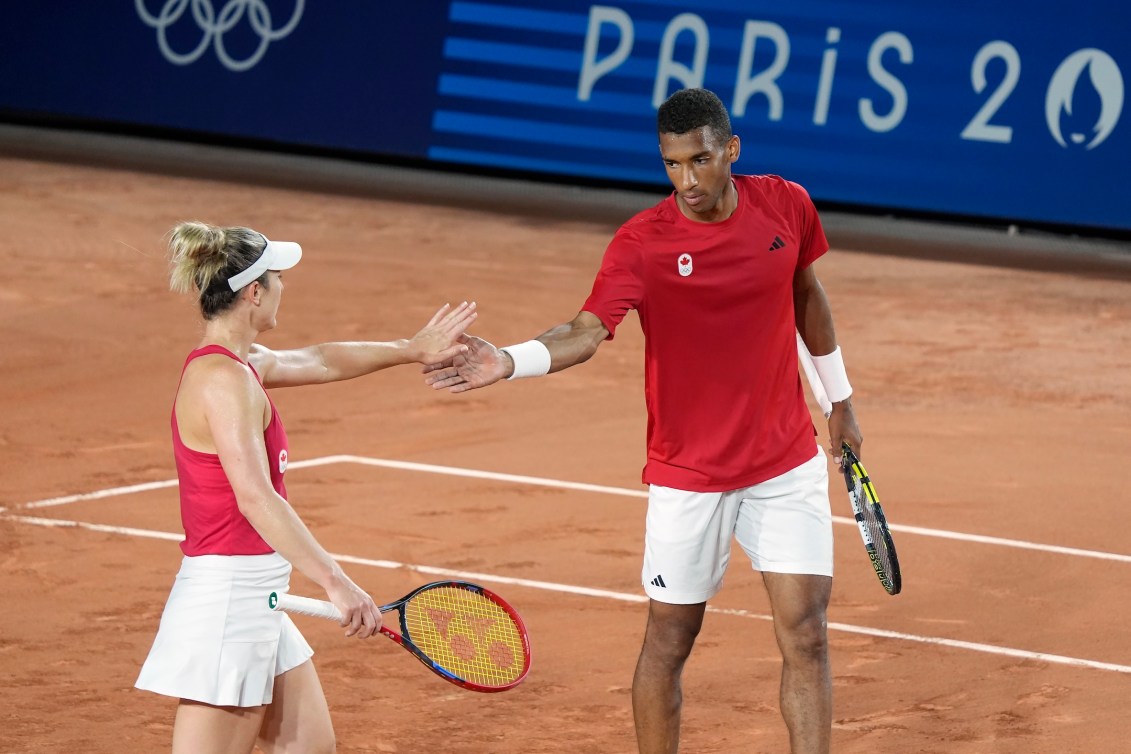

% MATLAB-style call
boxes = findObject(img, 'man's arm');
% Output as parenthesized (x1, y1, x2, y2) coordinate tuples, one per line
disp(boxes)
(794, 263, 862, 462)
(424, 311, 610, 393)
(793, 264, 837, 356)
(252, 302, 476, 388)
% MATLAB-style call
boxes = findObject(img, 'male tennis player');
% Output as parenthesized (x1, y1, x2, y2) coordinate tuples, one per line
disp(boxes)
(426, 88, 861, 754)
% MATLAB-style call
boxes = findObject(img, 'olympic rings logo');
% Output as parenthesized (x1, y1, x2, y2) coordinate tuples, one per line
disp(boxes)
(135, 0, 303, 72)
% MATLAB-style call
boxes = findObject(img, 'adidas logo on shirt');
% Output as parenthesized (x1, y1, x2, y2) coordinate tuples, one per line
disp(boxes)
(768, 235, 786, 251)
(650, 574, 667, 588)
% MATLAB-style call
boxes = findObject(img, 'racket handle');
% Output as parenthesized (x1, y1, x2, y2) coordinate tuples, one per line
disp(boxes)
(796, 332, 833, 419)
(269, 591, 344, 621)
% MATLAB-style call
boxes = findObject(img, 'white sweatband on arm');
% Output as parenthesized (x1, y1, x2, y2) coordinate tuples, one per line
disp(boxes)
(500, 340, 551, 380)
(811, 346, 853, 403)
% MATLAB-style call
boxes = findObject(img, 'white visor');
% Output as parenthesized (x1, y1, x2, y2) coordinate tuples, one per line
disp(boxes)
(227, 234, 303, 291)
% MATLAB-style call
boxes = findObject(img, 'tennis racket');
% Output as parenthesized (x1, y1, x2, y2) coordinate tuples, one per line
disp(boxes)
(796, 332, 902, 595)
(269, 580, 531, 692)
(840, 443, 902, 595)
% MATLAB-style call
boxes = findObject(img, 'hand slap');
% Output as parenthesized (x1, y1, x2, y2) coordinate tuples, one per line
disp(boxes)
(408, 302, 477, 365)
(437, 335, 508, 392)
(424, 362, 468, 390)
(428, 300, 478, 334)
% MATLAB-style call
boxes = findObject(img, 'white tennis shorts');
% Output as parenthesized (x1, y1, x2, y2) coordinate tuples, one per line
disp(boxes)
(642, 445, 833, 604)
(135, 552, 313, 707)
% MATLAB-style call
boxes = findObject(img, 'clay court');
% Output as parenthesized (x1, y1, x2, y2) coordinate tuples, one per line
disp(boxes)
(1, 127, 1129, 753)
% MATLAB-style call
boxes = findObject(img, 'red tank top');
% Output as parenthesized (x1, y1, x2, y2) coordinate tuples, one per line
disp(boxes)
(172, 345, 290, 556)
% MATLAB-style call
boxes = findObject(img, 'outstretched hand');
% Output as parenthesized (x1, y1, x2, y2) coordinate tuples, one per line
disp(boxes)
(423, 334, 510, 392)
(406, 302, 477, 365)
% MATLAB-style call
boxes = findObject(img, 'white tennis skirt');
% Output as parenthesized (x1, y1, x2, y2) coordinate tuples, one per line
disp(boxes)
(135, 552, 313, 707)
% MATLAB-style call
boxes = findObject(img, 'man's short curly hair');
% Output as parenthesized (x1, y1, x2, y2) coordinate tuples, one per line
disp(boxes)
(657, 88, 733, 141)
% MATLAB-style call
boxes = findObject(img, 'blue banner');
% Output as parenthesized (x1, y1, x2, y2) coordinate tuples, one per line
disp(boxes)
(1, 1, 1126, 232)
(0, 1, 450, 155)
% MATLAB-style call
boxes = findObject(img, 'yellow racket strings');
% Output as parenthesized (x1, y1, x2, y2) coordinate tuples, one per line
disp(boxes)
(403, 586, 526, 686)
(850, 459, 896, 575)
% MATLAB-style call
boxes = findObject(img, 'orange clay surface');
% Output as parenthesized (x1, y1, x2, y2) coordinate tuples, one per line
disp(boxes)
(1, 149, 1130, 754)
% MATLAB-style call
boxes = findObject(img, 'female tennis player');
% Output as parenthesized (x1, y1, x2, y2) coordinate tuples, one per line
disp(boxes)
(136, 221, 476, 753)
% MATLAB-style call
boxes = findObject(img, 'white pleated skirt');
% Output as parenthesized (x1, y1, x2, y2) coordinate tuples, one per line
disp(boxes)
(136, 552, 313, 707)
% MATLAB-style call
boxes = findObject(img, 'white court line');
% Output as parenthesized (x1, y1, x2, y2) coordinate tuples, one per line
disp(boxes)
(7, 513, 1131, 675)
(4, 479, 179, 512)
(8, 454, 1131, 563)
(294, 456, 1131, 563)
(332, 454, 650, 498)
(8, 457, 341, 512)
(883, 523, 1131, 563)
(7, 515, 184, 542)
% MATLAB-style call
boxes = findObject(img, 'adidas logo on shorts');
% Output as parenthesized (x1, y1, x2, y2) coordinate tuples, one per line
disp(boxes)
(650, 574, 667, 588)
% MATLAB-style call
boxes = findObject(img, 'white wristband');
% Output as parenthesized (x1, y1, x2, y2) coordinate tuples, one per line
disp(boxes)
(811, 346, 853, 404)
(500, 340, 551, 380)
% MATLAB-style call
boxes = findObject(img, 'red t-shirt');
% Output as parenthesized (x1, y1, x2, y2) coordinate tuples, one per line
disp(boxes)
(582, 174, 828, 492)
(172, 345, 289, 556)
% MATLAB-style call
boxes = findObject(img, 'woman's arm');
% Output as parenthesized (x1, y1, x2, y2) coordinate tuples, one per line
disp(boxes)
(204, 360, 381, 637)
(252, 302, 477, 388)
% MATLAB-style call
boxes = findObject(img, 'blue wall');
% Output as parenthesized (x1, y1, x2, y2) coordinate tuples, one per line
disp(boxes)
(2, 1, 1126, 232)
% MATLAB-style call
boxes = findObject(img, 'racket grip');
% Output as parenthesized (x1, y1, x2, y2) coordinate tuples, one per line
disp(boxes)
(269, 591, 344, 621)
(796, 332, 833, 418)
